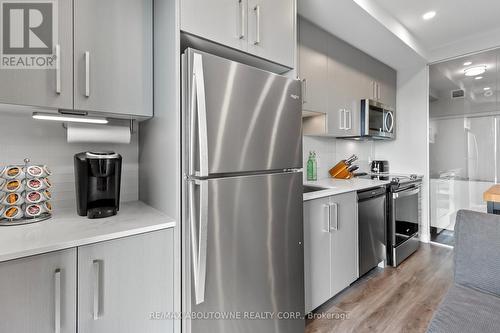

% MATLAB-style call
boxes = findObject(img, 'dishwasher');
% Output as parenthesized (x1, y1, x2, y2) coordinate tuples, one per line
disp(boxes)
(358, 186, 387, 277)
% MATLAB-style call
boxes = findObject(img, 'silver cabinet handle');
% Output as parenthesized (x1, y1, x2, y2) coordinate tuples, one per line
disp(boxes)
(93, 260, 103, 320)
(329, 203, 338, 231)
(238, 0, 245, 39)
(54, 269, 61, 333)
(339, 109, 345, 130)
(302, 78, 307, 104)
(345, 109, 351, 130)
(190, 180, 209, 304)
(193, 52, 209, 177)
(84, 51, 90, 97)
(253, 5, 261, 45)
(323, 204, 331, 232)
(55, 45, 61, 94)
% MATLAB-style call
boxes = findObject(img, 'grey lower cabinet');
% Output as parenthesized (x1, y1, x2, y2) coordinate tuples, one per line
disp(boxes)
(304, 192, 358, 313)
(180, 0, 295, 69)
(78, 229, 174, 333)
(298, 17, 396, 138)
(0, 229, 174, 333)
(0, 249, 77, 333)
(74, 0, 153, 116)
(0, 0, 73, 109)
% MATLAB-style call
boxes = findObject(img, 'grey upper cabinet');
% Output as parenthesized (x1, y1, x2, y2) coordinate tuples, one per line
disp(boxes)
(180, 0, 247, 52)
(247, 0, 295, 68)
(0, 249, 77, 333)
(298, 17, 396, 138)
(299, 19, 328, 114)
(304, 191, 358, 313)
(330, 191, 358, 296)
(74, 0, 152, 116)
(78, 229, 174, 333)
(304, 196, 332, 313)
(180, 0, 295, 69)
(0, 0, 73, 109)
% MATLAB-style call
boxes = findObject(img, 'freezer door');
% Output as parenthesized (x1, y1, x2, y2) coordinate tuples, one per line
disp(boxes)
(184, 172, 304, 333)
(184, 48, 302, 177)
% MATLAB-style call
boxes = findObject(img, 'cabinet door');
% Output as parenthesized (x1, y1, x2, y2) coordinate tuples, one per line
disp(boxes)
(0, 249, 76, 333)
(180, 0, 247, 52)
(298, 18, 328, 114)
(330, 192, 358, 296)
(247, 0, 295, 68)
(78, 230, 174, 333)
(304, 196, 331, 313)
(74, 0, 152, 116)
(0, 0, 72, 109)
(327, 37, 364, 137)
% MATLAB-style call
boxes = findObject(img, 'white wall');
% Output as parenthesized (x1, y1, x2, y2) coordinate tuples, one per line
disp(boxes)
(0, 108, 139, 210)
(375, 65, 430, 242)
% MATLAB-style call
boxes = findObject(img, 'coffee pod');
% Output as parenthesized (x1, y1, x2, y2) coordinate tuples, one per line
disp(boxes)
(43, 165, 52, 176)
(2, 193, 24, 206)
(25, 204, 43, 218)
(3, 179, 24, 193)
(42, 178, 52, 189)
(3, 166, 24, 180)
(42, 190, 52, 201)
(26, 191, 43, 204)
(3, 206, 23, 219)
(26, 165, 44, 178)
(44, 201, 53, 213)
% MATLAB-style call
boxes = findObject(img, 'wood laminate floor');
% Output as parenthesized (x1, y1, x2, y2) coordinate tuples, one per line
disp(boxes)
(306, 244, 454, 333)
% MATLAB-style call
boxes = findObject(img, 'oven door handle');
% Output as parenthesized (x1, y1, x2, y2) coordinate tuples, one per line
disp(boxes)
(393, 187, 420, 199)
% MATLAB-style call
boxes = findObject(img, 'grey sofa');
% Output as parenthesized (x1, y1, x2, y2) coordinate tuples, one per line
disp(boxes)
(427, 210, 500, 333)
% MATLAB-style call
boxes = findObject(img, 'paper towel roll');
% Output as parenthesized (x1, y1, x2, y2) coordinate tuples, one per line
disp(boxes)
(67, 123, 131, 144)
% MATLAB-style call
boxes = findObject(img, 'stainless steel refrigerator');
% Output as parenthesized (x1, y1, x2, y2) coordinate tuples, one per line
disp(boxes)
(182, 48, 304, 333)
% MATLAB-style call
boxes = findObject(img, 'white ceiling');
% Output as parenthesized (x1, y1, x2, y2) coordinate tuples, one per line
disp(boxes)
(299, 0, 500, 67)
(373, 0, 500, 61)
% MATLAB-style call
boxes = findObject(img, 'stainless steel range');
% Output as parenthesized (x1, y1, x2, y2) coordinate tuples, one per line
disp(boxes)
(358, 174, 423, 267)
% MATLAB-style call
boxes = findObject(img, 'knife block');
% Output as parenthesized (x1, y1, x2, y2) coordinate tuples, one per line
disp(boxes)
(329, 161, 353, 179)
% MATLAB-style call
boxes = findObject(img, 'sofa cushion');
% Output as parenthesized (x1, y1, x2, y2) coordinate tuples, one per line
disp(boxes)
(427, 284, 500, 333)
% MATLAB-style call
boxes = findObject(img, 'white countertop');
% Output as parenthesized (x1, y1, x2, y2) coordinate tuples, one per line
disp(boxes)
(303, 178, 390, 201)
(0, 201, 176, 263)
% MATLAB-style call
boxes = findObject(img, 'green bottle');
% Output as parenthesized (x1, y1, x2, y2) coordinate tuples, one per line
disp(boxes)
(312, 151, 317, 181)
(307, 152, 314, 181)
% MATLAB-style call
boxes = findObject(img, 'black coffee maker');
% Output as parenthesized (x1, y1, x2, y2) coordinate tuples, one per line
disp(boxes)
(74, 151, 122, 219)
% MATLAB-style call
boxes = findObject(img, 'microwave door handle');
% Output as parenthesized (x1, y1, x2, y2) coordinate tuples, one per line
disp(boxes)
(190, 180, 209, 304)
(386, 111, 394, 133)
(193, 52, 209, 177)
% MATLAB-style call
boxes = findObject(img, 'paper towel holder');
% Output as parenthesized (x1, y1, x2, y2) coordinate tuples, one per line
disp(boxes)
(60, 118, 136, 134)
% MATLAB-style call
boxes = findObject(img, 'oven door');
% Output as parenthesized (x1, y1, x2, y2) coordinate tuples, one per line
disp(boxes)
(391, 186, 420, 248)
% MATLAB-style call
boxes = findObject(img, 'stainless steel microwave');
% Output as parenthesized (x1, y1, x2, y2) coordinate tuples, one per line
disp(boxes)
(360, 99, 395, 140)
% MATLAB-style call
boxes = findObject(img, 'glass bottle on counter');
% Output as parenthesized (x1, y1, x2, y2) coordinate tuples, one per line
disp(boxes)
(307, 151, 317, 181)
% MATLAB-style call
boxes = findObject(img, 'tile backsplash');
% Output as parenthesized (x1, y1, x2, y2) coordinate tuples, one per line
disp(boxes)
(303, 136, 375, 180)
(0, 109, 139, 210)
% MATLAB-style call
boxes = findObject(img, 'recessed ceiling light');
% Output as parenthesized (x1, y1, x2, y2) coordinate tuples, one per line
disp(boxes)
(475, 76, 483, 80)
(484, 87, 491, 91)
(464, 66, 487, 77)
(463, 61, 472, 66)
(423, 11, 436, 20)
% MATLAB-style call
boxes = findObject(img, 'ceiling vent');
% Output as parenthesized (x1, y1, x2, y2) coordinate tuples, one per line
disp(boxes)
(451, 89, 465, 99)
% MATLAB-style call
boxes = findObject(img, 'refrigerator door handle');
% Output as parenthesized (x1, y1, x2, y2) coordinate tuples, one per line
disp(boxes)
(190, 180, 209, 304)
(193, 52, 209, 177)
